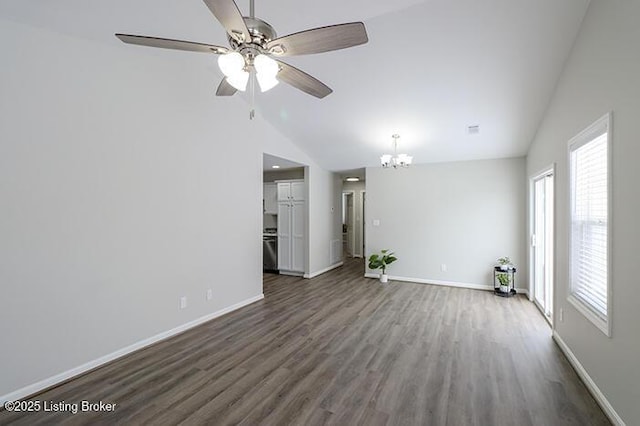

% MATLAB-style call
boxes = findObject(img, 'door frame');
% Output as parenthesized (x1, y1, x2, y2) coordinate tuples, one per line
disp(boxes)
(359, 190, 366, 258)
(528, 164, 556, 327)
(342, 191, 356, 257)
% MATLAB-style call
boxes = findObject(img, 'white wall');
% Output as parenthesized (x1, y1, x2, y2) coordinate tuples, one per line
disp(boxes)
(526, 2, 640, 423)
(306, 168, 343, 274)
(0, 18, 306, 399)
(365, 158, 525, 288)
(342, 181, 366, 257)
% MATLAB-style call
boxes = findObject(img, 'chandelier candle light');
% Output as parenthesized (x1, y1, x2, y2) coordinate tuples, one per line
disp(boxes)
(381, 134, 413, 168)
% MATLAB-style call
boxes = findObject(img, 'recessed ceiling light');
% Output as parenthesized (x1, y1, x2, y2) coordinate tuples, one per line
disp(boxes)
(345, 177, 360, 182)
(272, 165, 280, 169)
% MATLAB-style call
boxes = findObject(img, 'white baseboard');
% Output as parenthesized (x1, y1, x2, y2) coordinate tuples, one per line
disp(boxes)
(304, 262, 343, 279)
(0, 293, 264, 405)
(364, 273, 528, 295)
(552, 331, 626, 426)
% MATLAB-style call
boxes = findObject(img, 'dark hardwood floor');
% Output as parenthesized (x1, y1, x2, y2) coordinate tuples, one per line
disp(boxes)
(1, 258, 609, 425)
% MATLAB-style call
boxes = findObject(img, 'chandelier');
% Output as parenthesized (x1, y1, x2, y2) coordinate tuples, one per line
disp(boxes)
(380, 134, 413, 168)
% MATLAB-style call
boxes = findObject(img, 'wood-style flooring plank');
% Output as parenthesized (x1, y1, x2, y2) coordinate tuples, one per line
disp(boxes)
(0, 258, 610, 425)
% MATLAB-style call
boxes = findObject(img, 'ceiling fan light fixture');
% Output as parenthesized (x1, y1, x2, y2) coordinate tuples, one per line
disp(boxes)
(254, 54, 280, 92)
(254, 54, 278, 76)
(218, 51, 245, 77)
(115, 0, 369, 102)
(257, 74, 279, 92)
(226, 70, 249, 91)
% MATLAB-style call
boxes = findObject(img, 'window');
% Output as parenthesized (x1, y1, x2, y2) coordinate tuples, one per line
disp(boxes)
(568, 113, 611, 336)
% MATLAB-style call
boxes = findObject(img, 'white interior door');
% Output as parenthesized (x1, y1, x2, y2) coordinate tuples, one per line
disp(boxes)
(345, 193, 354, 256)
(532, 172, 554, 322)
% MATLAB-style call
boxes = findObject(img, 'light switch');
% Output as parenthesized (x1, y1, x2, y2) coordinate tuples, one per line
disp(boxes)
(373, 219, 380, 227)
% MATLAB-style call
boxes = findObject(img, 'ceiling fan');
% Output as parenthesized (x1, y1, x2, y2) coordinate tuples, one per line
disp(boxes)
(115, 0, 368, 100)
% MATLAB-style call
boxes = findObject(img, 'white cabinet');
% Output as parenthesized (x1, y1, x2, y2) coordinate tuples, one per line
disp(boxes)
(277, 180, 305, 273)
(263, 183, 277, 214)
(277, 182, 290, 201)
(277, 181, 304, 202)
(291, 181, 305, 201)
(277, 202, 291, 269)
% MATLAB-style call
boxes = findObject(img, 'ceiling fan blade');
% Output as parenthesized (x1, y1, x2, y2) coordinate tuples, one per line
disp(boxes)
(216, 78, 238, 96)
(202, 0, 251, 43)
(276, 60, 332, 99)
(115, 34, 229, 54)
(266, 22, 368, 57)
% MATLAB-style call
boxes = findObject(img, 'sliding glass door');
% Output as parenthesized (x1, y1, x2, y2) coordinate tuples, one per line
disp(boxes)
(532, 171, 554, 323)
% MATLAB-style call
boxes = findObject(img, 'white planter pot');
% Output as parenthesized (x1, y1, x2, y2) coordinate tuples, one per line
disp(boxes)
(380, 274, 388, 283)
(500, 285, 510, 293)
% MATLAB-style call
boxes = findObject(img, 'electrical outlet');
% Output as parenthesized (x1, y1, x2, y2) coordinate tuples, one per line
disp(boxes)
(180, 296, 187, 309)
(206, 289, 213, 301)
(560, 308, 564, 322)
(441, 264, 447, 272)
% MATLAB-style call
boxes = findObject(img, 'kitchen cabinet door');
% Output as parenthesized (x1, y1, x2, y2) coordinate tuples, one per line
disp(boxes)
(291, 181, 305, 201)
(277, 202, 291, 271)
(277, 182, 291, 201)
(264, 183, 278, 214)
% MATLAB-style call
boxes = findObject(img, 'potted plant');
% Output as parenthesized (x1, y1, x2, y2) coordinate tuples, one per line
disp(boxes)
(368, 249, 397, 283)
(496, 272, 512, 293)
(497, 256, 513, 270)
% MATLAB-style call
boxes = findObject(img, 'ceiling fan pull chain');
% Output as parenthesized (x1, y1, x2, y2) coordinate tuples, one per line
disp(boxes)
(249, 72, 256, 120)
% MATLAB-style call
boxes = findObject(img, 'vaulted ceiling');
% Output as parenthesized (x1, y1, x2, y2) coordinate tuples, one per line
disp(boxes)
(1, 0, 590, 171)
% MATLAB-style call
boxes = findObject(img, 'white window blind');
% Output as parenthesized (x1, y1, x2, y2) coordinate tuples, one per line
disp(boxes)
(568, 113, 611, 336)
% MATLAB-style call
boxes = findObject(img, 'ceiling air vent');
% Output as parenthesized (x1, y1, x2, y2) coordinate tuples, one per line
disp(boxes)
(467, 125, 480, 135)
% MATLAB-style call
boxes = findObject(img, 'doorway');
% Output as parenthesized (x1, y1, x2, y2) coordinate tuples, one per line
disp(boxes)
(531, 168, 554, 324)
(342, 192, 355, 258)
(361, 191, 366, 257)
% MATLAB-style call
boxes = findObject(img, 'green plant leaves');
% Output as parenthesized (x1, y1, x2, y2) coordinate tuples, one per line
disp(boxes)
(368, 254, 381, 270)
(497, 256, 512, 266)
(368, 250, 397, 272)
(496, 272, 511, 285)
